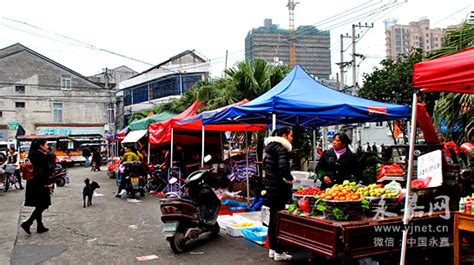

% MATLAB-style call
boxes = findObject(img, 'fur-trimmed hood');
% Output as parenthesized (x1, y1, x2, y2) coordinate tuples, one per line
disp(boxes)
(264, 136, 292, 152)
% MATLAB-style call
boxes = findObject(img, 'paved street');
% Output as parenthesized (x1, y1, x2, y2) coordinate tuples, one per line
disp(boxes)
(0, 166, 303, 265)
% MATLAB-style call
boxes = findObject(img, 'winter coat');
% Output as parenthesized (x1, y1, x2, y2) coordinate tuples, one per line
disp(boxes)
(263, 136, 293, 208)
(92, 151, 102, 165)
(25, 150, 53, 208)
(82, 147, 91, 158)
(315, 148, 360, 190)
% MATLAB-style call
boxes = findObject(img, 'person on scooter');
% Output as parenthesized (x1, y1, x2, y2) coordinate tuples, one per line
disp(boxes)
(7, 146, 24, 190)
(263, 126, 294, 261)
(117, 145, 144, 198)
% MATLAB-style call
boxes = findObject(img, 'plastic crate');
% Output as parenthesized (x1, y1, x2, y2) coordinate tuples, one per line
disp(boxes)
(240, 226, 268, 245)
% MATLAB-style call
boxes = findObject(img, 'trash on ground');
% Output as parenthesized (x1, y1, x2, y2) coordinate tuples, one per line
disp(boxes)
(136, 255, 159, 261)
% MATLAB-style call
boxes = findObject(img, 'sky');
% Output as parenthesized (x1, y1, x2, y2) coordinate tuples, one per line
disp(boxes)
(1, 0, 472, 85)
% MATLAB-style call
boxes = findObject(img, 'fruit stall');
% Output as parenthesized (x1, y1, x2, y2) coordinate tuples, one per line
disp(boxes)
(276, 180, 453, 264)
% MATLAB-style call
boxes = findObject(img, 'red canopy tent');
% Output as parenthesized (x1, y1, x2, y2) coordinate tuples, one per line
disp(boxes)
(148, 100, 203, 145)
(175, 99, 265, 132)
(400, 47, 474, 265)
(413, 46, 474, 94)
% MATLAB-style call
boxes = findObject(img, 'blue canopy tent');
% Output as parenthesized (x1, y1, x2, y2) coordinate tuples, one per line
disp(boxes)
(203, 65, 411, 129)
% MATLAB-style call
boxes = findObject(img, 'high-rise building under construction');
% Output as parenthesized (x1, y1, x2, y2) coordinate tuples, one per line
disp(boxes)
(245, 19, 331, 80)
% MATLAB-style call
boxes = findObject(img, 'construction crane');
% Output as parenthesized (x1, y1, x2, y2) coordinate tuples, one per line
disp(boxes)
(287, 0, 299, 67)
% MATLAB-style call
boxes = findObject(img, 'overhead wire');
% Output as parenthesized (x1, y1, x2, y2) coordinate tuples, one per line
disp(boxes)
(0, 1, 402, 77)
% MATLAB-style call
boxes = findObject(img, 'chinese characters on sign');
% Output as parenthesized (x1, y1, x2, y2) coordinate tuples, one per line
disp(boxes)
(373, 194, 450, 220)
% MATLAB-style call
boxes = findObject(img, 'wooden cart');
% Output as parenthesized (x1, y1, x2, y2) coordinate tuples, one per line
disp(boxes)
(276, 211, 452, 264)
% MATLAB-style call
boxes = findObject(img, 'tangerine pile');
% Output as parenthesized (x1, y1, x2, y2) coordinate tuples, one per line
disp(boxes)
(320, 182, 362, 201)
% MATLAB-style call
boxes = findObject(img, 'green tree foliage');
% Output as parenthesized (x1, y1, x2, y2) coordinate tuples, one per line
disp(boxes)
(358, 48, 437, 143)
(428, 23, 474, 144)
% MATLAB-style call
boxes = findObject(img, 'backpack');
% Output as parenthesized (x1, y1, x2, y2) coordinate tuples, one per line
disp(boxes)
(20, 162, 34, 181)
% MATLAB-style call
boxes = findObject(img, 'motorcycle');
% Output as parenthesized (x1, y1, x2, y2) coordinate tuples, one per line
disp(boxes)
(123, 161, 146, 198)
(51, 164, 69, 187)
(160, 155, 221, 253)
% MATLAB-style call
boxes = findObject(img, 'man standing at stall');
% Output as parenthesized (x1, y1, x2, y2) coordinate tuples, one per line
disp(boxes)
(263, 127, 294, 261)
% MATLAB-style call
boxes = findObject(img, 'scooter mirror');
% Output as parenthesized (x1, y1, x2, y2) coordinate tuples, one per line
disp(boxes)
(204, 154, 212, 163)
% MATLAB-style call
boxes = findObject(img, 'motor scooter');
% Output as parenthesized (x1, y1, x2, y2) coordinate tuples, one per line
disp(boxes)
(51, 164, 69, 187)
(123, 161, 146, 198)
(160, 155, 221, 253)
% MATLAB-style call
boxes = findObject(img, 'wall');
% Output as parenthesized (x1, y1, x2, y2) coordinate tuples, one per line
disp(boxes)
(0, 47, 108, 139)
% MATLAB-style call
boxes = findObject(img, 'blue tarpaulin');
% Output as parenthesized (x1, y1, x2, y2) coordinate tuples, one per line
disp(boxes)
(203, 65, 410, 127)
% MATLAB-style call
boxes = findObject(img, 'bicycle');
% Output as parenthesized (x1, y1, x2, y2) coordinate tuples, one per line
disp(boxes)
(3, 164, 21, 192)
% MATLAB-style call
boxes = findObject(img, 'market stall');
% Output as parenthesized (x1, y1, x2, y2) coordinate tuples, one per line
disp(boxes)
(148, 100, 265, 201)
(202, 65, 414, 261)
(276, 210, 451, 264)
(401, 46, 474, 264)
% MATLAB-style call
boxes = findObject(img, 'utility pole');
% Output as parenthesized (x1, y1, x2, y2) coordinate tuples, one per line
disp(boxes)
(103, 67, 116, 158)
(338, 33, 351, 90)
(350, 22, 373, 151)
(351, 22, 373, 96)
(224, 50, 228, 72)
(287, 0, 299, 67)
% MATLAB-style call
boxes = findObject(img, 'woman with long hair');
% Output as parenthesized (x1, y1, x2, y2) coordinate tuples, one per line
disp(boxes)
(20, 138, 53, 234)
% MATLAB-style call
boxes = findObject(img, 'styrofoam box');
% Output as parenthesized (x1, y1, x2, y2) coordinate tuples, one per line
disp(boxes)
(226, 222, 257, 237)
(291, 171, 315, 180)
(217, 215, 255, 237)
(233, 211, 262, 224)
(217, 215, 242, 233)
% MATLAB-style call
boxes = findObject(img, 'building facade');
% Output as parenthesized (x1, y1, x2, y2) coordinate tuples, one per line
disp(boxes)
(0, 43, 109, 140)
(385, 19, 445, 59)
(245, 19, 331, 80)
(117, 50, 210, 128)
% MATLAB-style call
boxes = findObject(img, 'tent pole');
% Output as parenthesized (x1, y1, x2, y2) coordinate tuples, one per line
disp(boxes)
(272, 113, 276, 132)
(170, 128, 174, 171)
(147, 138, 150, 164)
(201, 125, 205, 168)
(246, 132, 250, 204)
(322, 127, 328, 151)
(312, 129, 316, 168)
(400, 91, 419, 265)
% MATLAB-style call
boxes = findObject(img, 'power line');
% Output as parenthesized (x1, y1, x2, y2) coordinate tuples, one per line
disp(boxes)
(0, 16, 154, 66)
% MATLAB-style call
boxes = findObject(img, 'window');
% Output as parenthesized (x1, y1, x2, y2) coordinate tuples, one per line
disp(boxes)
(15, 85, 25, 93)
(61, 76, 72, 90)
(0, 111, 2, 118)
(375, 121, 384, 127)
(53, 103, 63, 122)
(15, 102, 25, 108)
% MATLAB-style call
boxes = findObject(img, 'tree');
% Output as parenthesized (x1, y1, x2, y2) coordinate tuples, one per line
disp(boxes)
(428, 23, 474, 144)
(358, 48, 438, 144)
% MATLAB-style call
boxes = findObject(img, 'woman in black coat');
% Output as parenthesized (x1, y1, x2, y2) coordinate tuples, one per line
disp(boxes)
(263, 126, 294, 261)
(91, 148, 102, 171)
(20, 138, 53, 234)
(315, 132, 360, 190)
